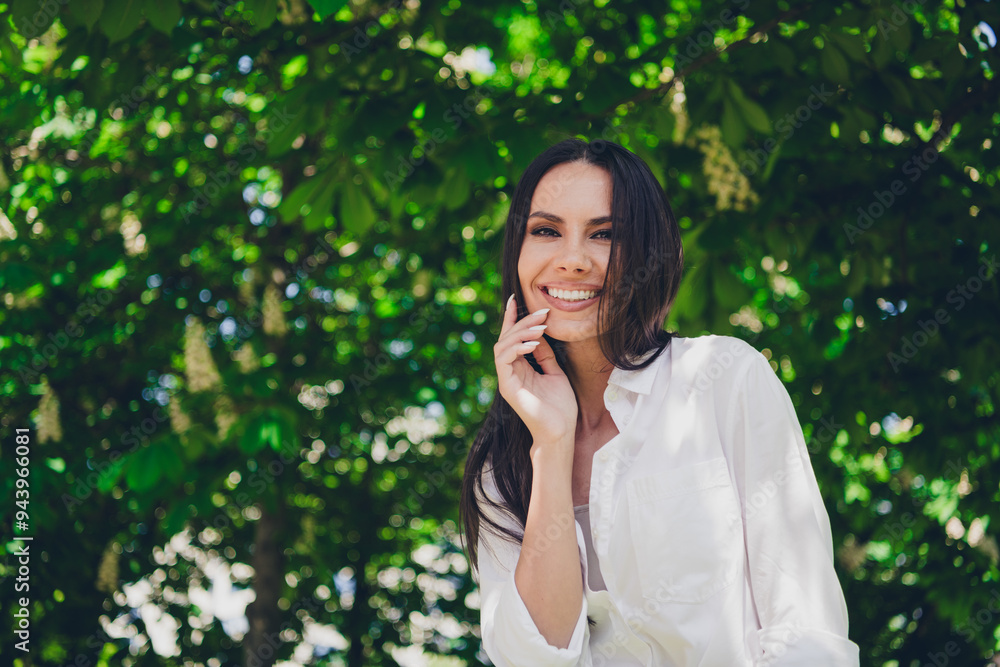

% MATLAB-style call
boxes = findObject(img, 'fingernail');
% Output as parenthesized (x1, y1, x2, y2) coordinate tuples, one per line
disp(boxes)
(529, 325, 547, 331)
(533, 308, 550, 316)
(507, 294, 514, 309)
(523, 341, 540, 346)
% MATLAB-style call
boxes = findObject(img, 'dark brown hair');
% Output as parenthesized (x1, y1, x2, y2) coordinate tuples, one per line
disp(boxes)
(459, 137, 684, 575)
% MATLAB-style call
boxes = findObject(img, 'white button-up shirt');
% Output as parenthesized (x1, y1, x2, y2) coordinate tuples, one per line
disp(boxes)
(476, 335, 860, 666)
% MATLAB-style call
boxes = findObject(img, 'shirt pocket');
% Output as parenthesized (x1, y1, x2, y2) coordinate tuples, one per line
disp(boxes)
(626, 456, 743, 604)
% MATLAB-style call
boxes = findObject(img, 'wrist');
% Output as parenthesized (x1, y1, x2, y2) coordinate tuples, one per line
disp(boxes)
(529, 434, 575, 467)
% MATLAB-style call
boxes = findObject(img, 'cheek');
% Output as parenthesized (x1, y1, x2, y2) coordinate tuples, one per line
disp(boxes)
(517, 248, 542, 284)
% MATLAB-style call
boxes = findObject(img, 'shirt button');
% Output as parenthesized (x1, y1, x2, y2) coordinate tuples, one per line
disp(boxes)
(599, 451, 609, 462)
(607, 388, 618, 401)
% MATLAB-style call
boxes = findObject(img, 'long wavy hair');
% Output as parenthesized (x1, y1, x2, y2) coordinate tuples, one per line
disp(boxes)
(459, 137, 684, 575)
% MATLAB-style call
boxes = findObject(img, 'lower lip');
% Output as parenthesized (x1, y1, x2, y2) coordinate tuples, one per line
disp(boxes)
(540, 287, 601, 311)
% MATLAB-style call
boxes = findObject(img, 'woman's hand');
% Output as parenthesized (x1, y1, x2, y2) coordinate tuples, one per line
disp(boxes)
(494, 294, 578, 454)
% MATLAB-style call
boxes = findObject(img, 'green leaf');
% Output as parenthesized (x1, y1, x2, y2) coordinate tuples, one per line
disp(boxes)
(125, 445, 161, 492)
(871, 35, 894, 69)
(462, 146, 495, 184)
(279, 176, 325, 221)
(145, 0, 181, 35)
(580, 65, 636, 114)
(304, 181, 336, 232)
(766, 39, 796, 75)
(820, 43, 850, 85)
(263, 91, 309, 157)
(712, 261, 746, 311)
(239, 415, 268, 455)
(653, 107, 676, 144)
(761, 139, 783, 183)
(247, 0, 278, 29)
(340, 185, 377, 235)
(163, 505, 189, 537)
(705, 78, 726, 103)
(441, 167, 470, 211)
(265, 116, 306, 157)
(827, 31, 868, 63)
(720, 97, 746, 149)
(97, 0, 144, 42)
(0, 34, 24, 70)
(159, 442, 185, 483)
(727, 81, 772, 135)
(97, 457, 127, 493)
(270, 406, 301, 455)
(180, 425, 212, 461)
(68, 0, 105, 31)
(886, 16, 912, 53)
(675, 261, 708, 322)
(306, 0, 348, 19)
(260, 420, 281, 451)
(10, 0, 57, 37)
(879, 72, 914, 110)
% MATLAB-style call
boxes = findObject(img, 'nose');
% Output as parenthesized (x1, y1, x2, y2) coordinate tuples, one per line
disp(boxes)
(557, 235, 591, 273)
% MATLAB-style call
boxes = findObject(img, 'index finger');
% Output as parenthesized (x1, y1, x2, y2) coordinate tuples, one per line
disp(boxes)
(499, 293, 517, 335)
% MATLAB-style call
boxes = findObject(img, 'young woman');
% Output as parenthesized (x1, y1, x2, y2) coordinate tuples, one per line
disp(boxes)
(459, 138, 860, 666)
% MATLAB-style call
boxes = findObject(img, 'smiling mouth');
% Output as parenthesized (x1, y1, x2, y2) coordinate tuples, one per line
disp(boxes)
(542, 286, 602, 302)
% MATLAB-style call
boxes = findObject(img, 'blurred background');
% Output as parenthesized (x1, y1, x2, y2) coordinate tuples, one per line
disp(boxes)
(1, 0, 998, 664)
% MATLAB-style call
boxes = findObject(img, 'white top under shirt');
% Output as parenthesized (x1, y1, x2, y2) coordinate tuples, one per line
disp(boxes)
(475, 334, 860, 666)
(574, 503, 607, 592)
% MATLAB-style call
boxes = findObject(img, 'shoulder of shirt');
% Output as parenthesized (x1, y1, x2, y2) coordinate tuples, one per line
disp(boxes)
(611, 334, 767, 397)
(667, 333, 770, 388)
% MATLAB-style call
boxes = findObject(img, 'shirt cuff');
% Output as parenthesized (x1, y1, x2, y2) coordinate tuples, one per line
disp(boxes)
(488, 566, 588, 666)
(756, 626, 861, 667)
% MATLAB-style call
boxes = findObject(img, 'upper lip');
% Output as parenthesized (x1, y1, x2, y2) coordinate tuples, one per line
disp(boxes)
(541, 283, 603, 292)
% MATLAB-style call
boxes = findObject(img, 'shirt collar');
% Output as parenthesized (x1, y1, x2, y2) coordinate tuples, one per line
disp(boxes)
(607, 346, 666, 396)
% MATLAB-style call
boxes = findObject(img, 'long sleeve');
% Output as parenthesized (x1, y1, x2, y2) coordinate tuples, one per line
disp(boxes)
(476, 469, 591, 666)
(727, 352, 861, 666)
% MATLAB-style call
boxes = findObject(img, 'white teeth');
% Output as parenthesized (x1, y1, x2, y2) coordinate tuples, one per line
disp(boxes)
(547, 288, 597, 301)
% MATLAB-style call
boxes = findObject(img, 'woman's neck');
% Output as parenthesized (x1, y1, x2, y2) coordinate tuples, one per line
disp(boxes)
(562, 339, 615, 433)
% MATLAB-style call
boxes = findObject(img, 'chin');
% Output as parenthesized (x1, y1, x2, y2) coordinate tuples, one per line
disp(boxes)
(546, 324, 597, 342)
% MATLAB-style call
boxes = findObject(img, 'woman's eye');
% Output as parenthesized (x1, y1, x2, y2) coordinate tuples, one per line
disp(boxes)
(529, 228, 613, 239)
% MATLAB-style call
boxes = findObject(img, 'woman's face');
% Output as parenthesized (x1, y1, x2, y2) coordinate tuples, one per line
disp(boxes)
(518, 160, 614, 342)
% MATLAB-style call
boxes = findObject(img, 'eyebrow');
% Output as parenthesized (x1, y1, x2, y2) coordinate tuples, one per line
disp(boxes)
(527, 211, 613, 227)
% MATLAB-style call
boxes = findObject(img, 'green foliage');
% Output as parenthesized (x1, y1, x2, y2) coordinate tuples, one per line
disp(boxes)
(1, 0, 999, 665)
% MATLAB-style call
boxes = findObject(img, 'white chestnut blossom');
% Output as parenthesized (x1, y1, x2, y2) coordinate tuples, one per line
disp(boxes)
(183, 318, 221, 392)
(262, 283, 287, 337)
(37, 375, 63, 443)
